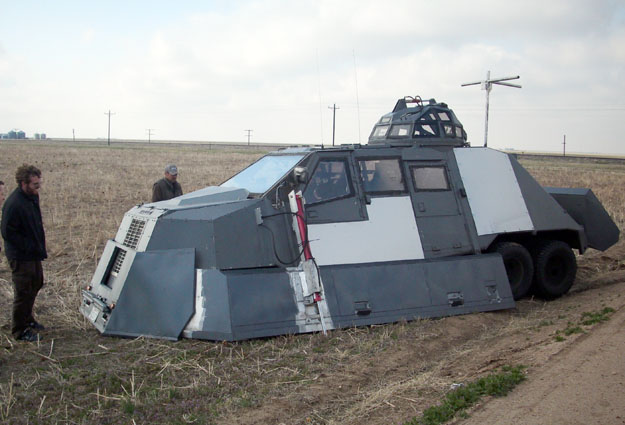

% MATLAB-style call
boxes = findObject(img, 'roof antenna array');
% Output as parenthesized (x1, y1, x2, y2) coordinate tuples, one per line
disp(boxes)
(462, 71, 521, 147)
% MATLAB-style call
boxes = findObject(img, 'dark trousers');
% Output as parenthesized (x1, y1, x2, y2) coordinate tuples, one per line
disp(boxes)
(10, 260, 44, 338)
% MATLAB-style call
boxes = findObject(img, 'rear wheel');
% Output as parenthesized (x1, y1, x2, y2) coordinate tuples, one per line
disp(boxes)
(532, 240, 577, 299)
(490, 242, 534, 300)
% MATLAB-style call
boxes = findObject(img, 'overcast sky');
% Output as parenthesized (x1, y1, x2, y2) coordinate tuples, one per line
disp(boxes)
(1, 0, 624, 154)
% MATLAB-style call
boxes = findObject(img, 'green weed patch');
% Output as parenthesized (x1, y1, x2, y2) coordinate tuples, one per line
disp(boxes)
(580, 307, 615, 326)
(554, 307, 615, 341)
(404, 365, 526, 425)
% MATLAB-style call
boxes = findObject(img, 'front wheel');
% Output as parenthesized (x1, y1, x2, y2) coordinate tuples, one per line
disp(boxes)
(532, 240, 577, 299)
(490, 242, 534, 300)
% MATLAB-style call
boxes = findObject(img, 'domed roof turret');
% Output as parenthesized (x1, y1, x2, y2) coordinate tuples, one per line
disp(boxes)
(368, 96, 468, 147)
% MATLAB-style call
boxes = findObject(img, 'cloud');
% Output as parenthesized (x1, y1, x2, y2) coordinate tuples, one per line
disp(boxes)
(81, 28, 95, 44)
(1, 0, 624, 152)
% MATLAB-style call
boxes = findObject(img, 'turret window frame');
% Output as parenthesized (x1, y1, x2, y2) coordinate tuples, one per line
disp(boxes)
(388, 124, 412, 138)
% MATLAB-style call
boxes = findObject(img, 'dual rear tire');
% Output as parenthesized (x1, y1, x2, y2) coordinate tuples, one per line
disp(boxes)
(490, 240, 576, 300)
(490, 242, 533, 300)
(530, 240, 577, 299)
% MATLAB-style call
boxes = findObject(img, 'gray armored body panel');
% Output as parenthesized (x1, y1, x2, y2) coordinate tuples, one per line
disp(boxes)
(80, 96, 620, 341)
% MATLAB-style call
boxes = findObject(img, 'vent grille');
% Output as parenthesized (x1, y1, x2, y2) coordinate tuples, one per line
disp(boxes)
(123, 218, 146, 249)
(111, 249, 127, 276)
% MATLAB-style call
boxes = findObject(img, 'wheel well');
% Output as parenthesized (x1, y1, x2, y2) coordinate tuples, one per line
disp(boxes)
(486, 230, 583, 253)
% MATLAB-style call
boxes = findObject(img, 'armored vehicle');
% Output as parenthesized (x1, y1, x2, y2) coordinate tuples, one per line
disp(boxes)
(80, 96, 619, 341)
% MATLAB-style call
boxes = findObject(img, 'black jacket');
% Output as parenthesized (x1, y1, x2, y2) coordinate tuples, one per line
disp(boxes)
(152, 178, 183, 202)
(1, 187, 47, 261)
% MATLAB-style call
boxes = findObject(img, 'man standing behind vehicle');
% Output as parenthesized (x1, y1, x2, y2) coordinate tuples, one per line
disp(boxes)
(1, 165, 47, 342)
(0, 180, 4, 255)
(152, 164, 183, 202)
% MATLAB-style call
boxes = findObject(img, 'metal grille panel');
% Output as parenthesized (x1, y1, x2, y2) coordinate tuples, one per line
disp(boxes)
(123, 219, 146, 249)
(111, 249, 127, 276)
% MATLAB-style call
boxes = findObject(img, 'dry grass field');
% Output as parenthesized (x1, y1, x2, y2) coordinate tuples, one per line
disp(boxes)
(0, 141, 623, 425)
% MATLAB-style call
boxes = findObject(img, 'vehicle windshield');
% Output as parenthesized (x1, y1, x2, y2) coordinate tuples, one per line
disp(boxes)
(221, 154, 305, 194)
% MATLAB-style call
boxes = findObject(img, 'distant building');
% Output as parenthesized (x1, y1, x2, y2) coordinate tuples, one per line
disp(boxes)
(2, 129, 30, 139)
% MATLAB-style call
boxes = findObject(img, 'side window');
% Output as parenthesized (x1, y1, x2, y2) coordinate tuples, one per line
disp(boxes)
(411, 166, 450, 191)
(442, 123, 456, 137)
(359, 159, 406, 193)
(303, 160, 352, 204)
(389, 124, 411, 138)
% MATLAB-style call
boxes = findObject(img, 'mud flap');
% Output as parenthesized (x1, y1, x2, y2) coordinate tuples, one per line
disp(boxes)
(103, 248, 195, 340)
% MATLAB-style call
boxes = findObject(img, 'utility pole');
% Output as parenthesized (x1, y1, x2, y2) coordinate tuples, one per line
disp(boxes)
(104, 110, 115, 146)
(245, 129, 253, 146)
(328, 104, 340, 146)
(563, 134, 566, 157)
(461, 71, 521, 147)
(146, 128, 155, 144)
(72, 128, 75, 142)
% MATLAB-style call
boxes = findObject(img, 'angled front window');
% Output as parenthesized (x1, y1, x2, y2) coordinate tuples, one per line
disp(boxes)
(371, 125, 390, 138)
(221, 154, 304, 194)
(303, 159, 352, 204)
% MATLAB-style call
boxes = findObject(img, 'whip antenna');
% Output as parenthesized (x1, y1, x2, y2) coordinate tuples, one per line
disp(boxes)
(353, 49, 361, 144)
(316, 49, 324, 148)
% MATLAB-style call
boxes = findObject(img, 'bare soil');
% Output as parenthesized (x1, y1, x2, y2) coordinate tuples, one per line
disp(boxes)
(456, 289, 625, 425)
(0, 142, 623, 425)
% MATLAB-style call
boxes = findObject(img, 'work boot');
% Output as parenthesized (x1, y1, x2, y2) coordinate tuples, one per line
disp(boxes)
(28, 321, 45, 330)
(16, 329, 41, 342)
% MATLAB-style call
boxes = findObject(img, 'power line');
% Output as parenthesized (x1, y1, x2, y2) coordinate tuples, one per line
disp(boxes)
(104, 110, 116, 146)
(462, 71, 521, 147)
(146, 128, 155, 144)
(328, 104, 340, 146)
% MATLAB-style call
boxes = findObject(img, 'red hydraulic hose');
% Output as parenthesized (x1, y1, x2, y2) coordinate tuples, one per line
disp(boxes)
(294, 194, 312, 261)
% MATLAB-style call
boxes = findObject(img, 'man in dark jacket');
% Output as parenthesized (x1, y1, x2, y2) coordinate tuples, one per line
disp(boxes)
(152, 164, 183, 202)
(0, 180, 4, 255)
(1, 165, 47, 342)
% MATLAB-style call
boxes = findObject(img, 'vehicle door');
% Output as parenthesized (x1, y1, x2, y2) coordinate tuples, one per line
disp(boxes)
(300, 152, 372, 266)
(404, 155, 475, 258)
(301, 152, 364, 224)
